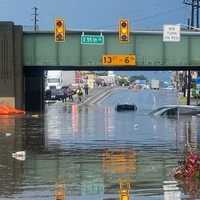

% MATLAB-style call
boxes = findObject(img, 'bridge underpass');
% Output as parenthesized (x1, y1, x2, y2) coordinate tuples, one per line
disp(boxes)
(1, 22, 200, 111)
(23, 29, 200, 111)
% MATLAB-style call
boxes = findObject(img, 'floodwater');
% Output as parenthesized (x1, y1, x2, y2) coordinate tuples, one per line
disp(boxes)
(0, 88, 200, 200)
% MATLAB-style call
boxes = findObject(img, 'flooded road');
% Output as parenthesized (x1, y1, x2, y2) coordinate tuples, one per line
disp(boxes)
(0, 88, 200, 199)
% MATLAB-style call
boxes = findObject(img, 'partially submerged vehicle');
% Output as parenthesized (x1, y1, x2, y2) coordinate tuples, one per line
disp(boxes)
(115, 104, 137, 112)
(150, 105, 200, 116)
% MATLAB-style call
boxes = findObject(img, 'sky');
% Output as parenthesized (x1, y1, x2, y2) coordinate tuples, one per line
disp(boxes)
(0, 0, 190, 31)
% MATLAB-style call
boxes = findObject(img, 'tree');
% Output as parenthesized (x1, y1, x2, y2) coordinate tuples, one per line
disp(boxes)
(118, 78, 129, 86)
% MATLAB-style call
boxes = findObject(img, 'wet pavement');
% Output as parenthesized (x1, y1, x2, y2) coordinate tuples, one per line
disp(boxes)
(0, 88, 200, 199)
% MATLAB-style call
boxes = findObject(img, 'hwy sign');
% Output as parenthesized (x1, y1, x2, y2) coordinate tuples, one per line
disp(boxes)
(102, 54, 136, 66)
(81, 35, 104, 45)
(163, 24, 180, 42)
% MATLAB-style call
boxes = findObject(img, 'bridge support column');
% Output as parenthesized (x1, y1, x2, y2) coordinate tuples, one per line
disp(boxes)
(0, 22, 24, 109)
(24, 69, 44, 112)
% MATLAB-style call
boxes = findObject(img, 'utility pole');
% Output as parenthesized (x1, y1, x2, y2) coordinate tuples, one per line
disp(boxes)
(183, 0, 200, 104)
(182, 18, 191, 98)
(32, 7, 39, 31)
(183, 0, 200, 28)
(197, 0, 200, 27)
(187, 70, 192, 105)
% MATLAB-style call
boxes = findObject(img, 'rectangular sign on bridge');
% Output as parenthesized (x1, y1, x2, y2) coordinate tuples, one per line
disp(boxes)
(163, 24, 180, 42)
(81, 35, 104, 45)
(102, 55, 136, 66)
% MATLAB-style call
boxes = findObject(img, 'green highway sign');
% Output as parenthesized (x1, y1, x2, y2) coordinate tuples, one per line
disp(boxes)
(81, 35, 104, 45)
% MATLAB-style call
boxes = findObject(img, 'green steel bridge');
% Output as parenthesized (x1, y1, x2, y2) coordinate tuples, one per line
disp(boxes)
(1, 22, 200, 110)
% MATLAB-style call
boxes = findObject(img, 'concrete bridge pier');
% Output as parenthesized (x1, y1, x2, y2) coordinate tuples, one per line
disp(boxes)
(24, 69, 45, 112)
(0, 22, 24, 109)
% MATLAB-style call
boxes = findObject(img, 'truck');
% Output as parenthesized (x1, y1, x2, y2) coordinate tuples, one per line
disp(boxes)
(45, 71, 76, 101)
(45, 71, 63, 100)
(46, 71, 63, 90)
(45, 71, 76, 90)
(150, 79, 160, 90)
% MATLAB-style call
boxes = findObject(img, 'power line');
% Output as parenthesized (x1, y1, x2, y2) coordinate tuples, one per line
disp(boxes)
(92, 6, 185, 30)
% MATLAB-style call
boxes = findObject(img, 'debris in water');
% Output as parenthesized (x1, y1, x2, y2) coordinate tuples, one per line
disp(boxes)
(0, 104, 25, 115)
(32, 114, 39, 118)
(12, 151, 26, 161)
(134, 124, 139, 129)
(5, 133, 12, 137)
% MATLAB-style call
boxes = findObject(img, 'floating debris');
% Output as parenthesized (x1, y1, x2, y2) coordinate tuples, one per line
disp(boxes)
(5, 133, 12, 137)
(32, 114, 39, 118)
(12, 151, 26, 161)
(0, 104, 25, 115)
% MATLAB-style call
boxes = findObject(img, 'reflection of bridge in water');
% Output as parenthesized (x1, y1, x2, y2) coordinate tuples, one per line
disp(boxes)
(22, 148, 177, 198)
(0, 103, 200, 198)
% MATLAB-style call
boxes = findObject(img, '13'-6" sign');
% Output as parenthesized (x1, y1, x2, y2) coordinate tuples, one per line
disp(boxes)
(102, 54, 136, 66)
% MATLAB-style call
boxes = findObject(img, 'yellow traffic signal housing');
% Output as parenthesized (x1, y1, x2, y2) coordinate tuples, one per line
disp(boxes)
(119, 19, 129, 43)
(54, 18, 65, 42)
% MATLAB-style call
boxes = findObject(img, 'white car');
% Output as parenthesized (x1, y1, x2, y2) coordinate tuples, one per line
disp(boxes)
(150, 105, 200, 116)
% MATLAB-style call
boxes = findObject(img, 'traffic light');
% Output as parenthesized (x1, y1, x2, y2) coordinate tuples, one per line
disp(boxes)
(54, 18, 65, 42)
(119, 19, 129, 43)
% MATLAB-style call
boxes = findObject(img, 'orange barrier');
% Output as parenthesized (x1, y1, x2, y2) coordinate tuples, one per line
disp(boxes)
(0, 105, 25, 115)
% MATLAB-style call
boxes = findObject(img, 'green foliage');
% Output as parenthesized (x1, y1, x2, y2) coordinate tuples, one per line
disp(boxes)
(118, 78, 129, 86)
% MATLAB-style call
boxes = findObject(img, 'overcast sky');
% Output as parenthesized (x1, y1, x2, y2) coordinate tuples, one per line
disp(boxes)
(0, 0, 189, 30)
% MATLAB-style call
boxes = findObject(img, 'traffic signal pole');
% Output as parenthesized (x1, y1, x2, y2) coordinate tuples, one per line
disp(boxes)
(197, 0, 200, 27)
(183, 0, 200, 105)
(187, 70, 192, 105)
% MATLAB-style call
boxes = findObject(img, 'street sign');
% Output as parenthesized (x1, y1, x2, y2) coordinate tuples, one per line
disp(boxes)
(163, 24, 180, 42)
(102, 54, 136, 66)
(81, 35, 104, 45)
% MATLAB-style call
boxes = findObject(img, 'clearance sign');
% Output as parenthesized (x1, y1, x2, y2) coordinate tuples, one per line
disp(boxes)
(102, 54, 136, 66)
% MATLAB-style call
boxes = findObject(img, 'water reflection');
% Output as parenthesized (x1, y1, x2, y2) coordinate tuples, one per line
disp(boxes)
(179, 178, 200, 200)
(55, 182, 65, 200)
(0, 116, 25, 198)
(173, 118, 200, 199)
(0, 116, 15, 134)
(163, 181, 181, 200)
(119, 181, 131, 200)
(104, 107, 114, 138)
(103, 149, 135, 199)
(71, 104, 79, 134)
(1, 90, 200, 199)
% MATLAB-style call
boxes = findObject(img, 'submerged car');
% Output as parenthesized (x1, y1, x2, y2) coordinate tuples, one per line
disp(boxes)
(115, 104, 137, 112)
(150, 105, 200, 116)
